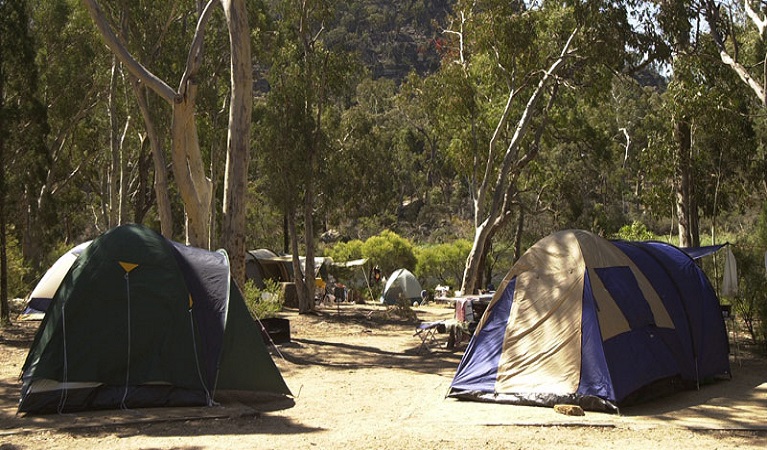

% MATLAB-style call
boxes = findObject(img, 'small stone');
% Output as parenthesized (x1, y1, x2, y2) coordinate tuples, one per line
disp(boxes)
(554, 404, 585, 416)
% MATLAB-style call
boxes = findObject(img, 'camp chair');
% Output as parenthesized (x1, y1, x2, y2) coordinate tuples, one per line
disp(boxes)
(414, 321, 445, 354)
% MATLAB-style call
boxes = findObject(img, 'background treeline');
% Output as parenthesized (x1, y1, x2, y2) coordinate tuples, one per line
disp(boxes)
(1, 0, 766, 346)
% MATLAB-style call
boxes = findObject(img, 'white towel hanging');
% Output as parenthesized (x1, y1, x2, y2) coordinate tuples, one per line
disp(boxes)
(721, 247, 738, 297)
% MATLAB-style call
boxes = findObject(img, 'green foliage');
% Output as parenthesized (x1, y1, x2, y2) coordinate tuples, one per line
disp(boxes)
(245, 183, 285, 252)
(730, 246, 767, 350)
(612, 222, 658, 242)
(757, 201, 767, 248)
(326, 239, 365, 262)
(325, 79, 406, 220)
(3, 230, 30, 300)
(241, 279, 284, 320)
(361, 230, 417, 275)
(415, 239, 471, 288)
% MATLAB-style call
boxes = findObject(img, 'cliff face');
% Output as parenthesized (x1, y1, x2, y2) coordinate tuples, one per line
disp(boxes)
(326, 0, 453, 82)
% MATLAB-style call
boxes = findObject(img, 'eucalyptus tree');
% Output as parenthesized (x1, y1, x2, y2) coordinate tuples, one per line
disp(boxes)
(329, 77, 442, 233)
(419, 0, 646, 295)
(82, 0, 255, 284)
(648, 38, 757, 241)
(1, 0, 48, 324)
(255, 0, 358, 313)
(628, 0, 762, 246)
(2, 1, 101, 270)
(396, 72, 464, 220)
(704, 0, 767, 104)
(704, 0, 767, 193)
(640, 0, 767, 247)
(328, 79, 401, 222)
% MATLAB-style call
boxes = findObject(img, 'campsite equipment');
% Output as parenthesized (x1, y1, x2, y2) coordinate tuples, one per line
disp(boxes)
(449, 230, 730, 413)
(380, 268, 423, 305)
(260, 317, 291, 345)
(18, 224, 291, 414)
(245, 248, 291, 288)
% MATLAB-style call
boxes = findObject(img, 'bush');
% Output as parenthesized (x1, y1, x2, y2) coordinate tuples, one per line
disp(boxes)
(241, 279, 284, 320)
(415, 239, 471, 289)
(611, 221, 657, 241)
(361, 230, 417, 274)
(730, 247, 767, 351)
(325, 239, 364, 262)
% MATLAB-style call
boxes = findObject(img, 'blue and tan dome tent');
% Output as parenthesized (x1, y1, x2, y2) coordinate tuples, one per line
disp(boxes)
(18, 224, 291, 414)
(448, 230, 730, 413)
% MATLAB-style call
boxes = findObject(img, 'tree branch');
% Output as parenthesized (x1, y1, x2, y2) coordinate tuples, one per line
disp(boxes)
(744, 0, 767, 37)
(179, 0, 217, 98)
(705, 1, 767, 105)
(81, 0, 177, 103)
(484, 28, 578, 223)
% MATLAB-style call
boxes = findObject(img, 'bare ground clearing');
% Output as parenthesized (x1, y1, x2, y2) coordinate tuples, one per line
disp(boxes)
(1, 302, 766, 449)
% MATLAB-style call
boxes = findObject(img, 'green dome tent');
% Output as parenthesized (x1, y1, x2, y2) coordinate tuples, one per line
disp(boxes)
(18, 224, 291, 414)
(380, 268, 422, 305)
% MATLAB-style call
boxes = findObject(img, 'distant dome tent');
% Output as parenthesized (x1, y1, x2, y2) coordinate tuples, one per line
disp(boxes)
(18, 224, 291, 414)
(380, 268, 422, 305)
(448, 230, 730, 413)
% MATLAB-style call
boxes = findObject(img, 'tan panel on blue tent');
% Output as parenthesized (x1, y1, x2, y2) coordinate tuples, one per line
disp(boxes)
(496, 269, 585, 394)
(576, 231, 674, 340)
(495, 231, 587, 395)
(585, 268, 631, 340)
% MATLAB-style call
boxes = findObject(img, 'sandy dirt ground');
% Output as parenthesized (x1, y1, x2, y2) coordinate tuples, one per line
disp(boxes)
(1, 302, 767, 449)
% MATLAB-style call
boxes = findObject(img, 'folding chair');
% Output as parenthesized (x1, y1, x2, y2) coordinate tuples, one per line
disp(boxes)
(414, 321, 444, 354)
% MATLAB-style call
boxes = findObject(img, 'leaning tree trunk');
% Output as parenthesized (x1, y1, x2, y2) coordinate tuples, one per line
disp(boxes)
(128, 76, 174, 237)
(463, 222, 492, 295)
(512, 206, 525, 262)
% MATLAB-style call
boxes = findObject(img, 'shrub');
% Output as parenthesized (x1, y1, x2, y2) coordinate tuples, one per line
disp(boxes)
(730, 247, 767, 351)
(241, 279, 284, 320)
(611, 221, 657, 241)
(361, 230, 417, 274)
(415, 239, 471, 289)
(326, 239, 364, 262)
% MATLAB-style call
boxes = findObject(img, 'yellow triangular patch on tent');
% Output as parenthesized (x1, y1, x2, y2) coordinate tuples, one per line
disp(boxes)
(188, 294, 194, 309)
(118, 261, 139, 273)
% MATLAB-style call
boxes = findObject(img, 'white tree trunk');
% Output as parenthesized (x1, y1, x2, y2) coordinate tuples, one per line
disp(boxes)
(220, 0, 252, 287)
(170, 84, 213, 247)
